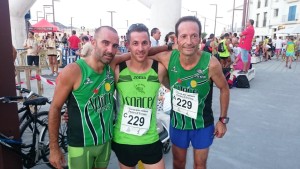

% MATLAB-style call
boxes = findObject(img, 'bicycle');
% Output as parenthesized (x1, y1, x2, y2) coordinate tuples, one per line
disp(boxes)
(15, 85, 50, 127)
(0, 94, 68, 168)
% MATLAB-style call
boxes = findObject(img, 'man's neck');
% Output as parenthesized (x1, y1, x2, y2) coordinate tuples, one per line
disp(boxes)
(179, 51, 201, 70)
(85, 56, 105, 74)
(128, 58, 150, 74)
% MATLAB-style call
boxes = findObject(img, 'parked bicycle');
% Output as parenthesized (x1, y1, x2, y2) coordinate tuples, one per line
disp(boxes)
(0, 91, 68, 168)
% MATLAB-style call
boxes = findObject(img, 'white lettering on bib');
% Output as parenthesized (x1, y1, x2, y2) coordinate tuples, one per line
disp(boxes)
(172, 88, 198, 119)
(120, 105, 151, 136)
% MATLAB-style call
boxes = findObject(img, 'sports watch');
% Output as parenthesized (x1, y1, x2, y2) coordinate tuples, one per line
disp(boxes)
(219, 117, 229, 124)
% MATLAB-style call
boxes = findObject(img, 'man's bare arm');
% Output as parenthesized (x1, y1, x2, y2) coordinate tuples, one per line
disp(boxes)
(49, 64, 79, 150)
(209, 57, 230, 118)
(158, 63, 170, 89)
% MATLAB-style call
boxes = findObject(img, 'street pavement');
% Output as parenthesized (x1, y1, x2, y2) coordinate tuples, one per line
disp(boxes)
(27, 58, 300, 169)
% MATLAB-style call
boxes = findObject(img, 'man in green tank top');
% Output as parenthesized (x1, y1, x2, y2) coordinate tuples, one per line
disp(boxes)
(112, 23, 169, 169)
(150, 16, 230, 169)
(218, 33, 232, 68)
(48, 26, 131, 169)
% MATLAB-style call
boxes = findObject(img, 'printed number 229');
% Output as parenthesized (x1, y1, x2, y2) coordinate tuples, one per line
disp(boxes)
(176, 98, 192, 109)
(128, 115, 145, 126)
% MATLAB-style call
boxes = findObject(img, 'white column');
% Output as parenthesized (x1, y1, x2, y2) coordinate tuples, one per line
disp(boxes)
(139, 0, 182, 45)
(9, 0, 36, 49)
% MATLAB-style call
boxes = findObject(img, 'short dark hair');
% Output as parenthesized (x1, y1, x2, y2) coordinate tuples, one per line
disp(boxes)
(81, 36, 89, 41)
(164, 31, 175, 44)
(72, 30, 76, 35)
(175, 16, 202, 38)
(249, 19, 254, 25)
(209, 33, 215, 39)
(126, 23, 149, 42)
(233, 33, 237, 37)
(29, 31, 34, 36)
(224, 33, 230, 37)
(94, 26, 118, 39)
(151, 28, 159, 36)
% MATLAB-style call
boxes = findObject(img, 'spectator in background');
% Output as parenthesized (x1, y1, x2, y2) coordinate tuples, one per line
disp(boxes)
(150, 27, 161, 47)
(232, 32, 238, 44)
(46, 33, 58, 76)
(200, 38, 206, 51)
(233, 53, 251, 71)
(68, 30, 81, 60)
(266, 38, 274, 60)
(203, 34, 217, 56)
(76, 35, 93, 58)
(285, 36, 295, 69)
(13, 45, 17, 62)
(274, 36, 283, 60)
(295, 38, 300, 61)
(118, 35, 126, 53)
(86, 31, 92, 40)
(219, 33, 232, 68)
(23, 31, 40, 67)
(164, 31, 176, 45)
(238, 19, 255, 74)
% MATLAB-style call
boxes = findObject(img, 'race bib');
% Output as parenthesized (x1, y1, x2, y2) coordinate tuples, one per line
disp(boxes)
(172, 88, 198, 119)
(120, 105, 151, 136)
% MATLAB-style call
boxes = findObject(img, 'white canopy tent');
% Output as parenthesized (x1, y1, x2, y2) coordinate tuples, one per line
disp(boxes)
(276, 25, 300, 35)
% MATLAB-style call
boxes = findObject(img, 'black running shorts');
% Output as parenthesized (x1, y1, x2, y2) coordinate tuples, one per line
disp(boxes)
(112, 140, 163, 167)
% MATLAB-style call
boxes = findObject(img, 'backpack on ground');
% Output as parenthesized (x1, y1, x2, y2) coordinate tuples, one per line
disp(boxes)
(236, 75, 250, 88)
(218, 41, 225, 53)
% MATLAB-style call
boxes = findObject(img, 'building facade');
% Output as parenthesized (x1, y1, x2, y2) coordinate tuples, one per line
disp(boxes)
(249, 0, 300, 37)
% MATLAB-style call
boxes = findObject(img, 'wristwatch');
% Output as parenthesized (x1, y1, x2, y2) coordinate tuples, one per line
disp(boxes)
(219, 117, 229, 124)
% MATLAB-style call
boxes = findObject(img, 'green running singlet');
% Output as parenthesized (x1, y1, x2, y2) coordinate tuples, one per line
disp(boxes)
(168, 50, 214, 130)
(113, 61, 160, 145)
(67, 59, 115, 147)
(219, 39, 230, 58)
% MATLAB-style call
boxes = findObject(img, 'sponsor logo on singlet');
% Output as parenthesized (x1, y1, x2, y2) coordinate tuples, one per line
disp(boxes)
(124, 96, 155, 109)
(86, 93, 114, 113)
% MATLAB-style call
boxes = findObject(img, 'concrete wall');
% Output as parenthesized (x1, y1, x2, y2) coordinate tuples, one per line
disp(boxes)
(139, 0, 182, 45)
(9, 0, 36, 49)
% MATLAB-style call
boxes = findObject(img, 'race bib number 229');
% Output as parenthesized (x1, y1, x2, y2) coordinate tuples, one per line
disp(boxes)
(172, 88, 198, 119)
(120, 105, 151, 136)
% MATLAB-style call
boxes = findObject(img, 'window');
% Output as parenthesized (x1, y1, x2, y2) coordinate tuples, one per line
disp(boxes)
(263, 12, 267, 27)
(256, 13, 260, 27)
(257, 0, 261, 8)
(274, 9, 279, 17)
(288, 5, 297, 21)
(265, 0, 268, 7)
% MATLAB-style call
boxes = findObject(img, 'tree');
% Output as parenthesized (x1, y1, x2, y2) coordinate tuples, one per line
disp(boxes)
(201, 32, 207, 40)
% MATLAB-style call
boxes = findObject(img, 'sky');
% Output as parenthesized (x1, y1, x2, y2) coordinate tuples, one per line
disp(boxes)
(29, 0, 245, 36)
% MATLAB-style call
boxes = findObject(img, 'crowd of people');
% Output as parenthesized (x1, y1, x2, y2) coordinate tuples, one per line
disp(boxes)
(253, 35, 300, 69)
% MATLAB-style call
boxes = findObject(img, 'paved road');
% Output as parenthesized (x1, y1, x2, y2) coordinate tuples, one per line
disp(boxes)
(27, 59, 300, 169)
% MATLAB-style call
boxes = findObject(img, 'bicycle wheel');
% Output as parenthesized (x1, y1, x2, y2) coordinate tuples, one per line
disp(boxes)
(20, 111, 49, 168)
(40, 113, 68, 168)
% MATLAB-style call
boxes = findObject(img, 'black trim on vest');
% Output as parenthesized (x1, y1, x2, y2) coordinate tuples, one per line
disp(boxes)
(119, 60, 158, 73)
(151, 60, 158, 73)
(119, 61, 127, 72)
